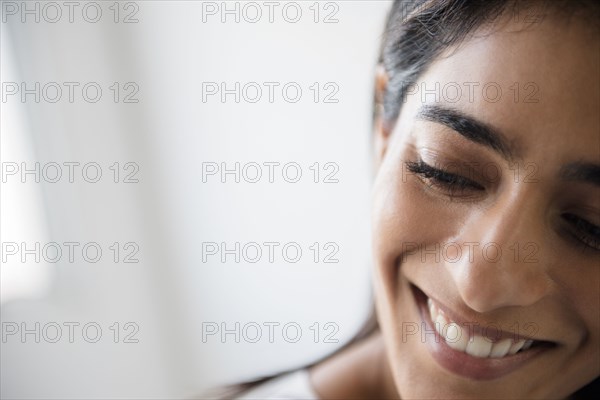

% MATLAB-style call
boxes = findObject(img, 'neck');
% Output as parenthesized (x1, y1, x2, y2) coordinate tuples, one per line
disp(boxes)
(309, 330, 400, 399)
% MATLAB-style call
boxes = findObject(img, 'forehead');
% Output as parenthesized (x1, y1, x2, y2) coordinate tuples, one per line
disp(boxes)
(408, 15, 600, 163)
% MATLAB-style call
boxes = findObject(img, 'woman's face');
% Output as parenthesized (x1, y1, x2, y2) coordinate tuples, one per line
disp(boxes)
(372, 14, 599, 399)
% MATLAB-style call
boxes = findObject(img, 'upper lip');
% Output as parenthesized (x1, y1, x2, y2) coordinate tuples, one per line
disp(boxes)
(417, 285, 550, 344)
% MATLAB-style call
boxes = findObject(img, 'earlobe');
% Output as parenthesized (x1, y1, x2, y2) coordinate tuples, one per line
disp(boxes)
(373, 64, 391, 167)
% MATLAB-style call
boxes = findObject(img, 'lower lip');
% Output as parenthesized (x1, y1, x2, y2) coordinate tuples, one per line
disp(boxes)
(411, 285, 550, 380)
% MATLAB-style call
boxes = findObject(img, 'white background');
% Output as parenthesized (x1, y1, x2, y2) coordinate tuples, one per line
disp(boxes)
(1, 1, 391, 398)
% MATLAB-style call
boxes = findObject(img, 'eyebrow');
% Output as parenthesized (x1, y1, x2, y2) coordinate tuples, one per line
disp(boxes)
(416, 105, 515, 160)
(560, 162, 600, 187)
(417, 105, 600, 188)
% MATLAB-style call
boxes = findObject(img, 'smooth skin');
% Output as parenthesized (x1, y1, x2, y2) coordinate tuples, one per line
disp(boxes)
(310, 10, 599, 400)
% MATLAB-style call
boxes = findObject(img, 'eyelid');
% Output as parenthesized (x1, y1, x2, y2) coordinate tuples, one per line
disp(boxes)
(405, 159, 485, 196)
(411, 159, 482, 184)
(414, 147, 498, 185)
(562, 213, 600, 252)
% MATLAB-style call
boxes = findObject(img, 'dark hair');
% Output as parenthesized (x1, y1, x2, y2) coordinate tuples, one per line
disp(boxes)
(208, 1, 599, 397)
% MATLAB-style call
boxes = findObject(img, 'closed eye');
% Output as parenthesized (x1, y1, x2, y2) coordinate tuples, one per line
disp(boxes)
(562, 213, 600, 253)
(405, 159, 485, 198)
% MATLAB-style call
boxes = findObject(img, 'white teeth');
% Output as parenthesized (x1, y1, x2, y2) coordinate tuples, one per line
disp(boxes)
(435, 313, 448, 332)
(427, 296, 534, 359)
(427, 298, 434, 316)
(508, 339, 526, 355)
(489, 338, 513, 358)
(445, 322, 469, 352)
(466, 335, 493, 358)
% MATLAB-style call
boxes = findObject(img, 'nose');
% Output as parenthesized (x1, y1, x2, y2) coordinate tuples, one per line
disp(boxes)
(445, 193, 552, 313)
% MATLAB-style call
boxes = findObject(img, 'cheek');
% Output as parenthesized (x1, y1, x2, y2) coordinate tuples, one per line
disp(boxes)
(573, 273, 600, 357)
(372, 149, 452, 289)
(371, 154, 460, 359)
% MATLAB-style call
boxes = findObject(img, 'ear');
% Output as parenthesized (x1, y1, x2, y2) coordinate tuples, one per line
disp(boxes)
(373, 64, 391, 170)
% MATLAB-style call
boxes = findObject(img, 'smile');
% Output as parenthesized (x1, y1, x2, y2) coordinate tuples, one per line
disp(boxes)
(427, 297, 533, 358)
(411, 284, 556, 380)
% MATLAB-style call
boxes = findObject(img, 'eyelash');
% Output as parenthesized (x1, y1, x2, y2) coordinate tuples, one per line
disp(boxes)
(562, 213, 600, 253)
(405, 159, 600, 253)
(405, 159, 485, 197)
